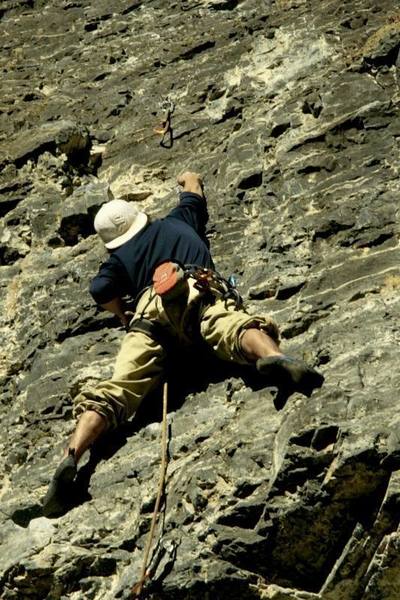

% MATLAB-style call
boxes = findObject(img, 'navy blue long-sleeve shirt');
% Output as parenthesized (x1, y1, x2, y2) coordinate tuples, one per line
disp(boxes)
(90, 192, 214, 305)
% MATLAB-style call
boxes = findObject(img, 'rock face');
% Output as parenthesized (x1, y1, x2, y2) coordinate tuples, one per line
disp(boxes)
(1, 1, 400, 598)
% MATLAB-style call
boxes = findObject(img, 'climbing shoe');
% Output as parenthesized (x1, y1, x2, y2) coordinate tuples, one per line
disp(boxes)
(42, 449, 77, 518)
(256, 355, 324, 403)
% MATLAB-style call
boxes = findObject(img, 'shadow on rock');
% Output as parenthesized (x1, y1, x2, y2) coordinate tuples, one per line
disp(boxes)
(11, 504, 43, 527)
(48, 346, 306, 517)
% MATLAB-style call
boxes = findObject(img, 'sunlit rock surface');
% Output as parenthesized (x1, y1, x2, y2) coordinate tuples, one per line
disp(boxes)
(1, 1, 400, 598)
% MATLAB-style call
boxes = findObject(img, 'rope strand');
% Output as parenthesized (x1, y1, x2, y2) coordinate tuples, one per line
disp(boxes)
(131, 381, 169, 598)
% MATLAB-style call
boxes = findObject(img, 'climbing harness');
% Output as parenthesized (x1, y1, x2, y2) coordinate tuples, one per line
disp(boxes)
(153, 97, 175, 148)
(152, 260, 242, 308)
(131, 381, 170, 598)
(187, 264, 242, 308)
(127, 262, 242, 354)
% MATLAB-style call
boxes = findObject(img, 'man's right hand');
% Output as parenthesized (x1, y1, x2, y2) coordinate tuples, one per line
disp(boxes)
(101, 297, 130, 327)
(177, 171, 204, 197)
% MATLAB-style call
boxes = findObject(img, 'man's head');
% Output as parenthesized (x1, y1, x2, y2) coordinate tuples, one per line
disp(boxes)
(94, 199, 148, 250)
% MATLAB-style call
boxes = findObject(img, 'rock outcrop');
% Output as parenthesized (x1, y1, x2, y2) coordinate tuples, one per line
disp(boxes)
(1, 1, 400, 598)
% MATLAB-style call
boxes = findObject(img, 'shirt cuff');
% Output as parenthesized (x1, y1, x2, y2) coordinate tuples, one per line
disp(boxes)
(179, 191, 205, 201)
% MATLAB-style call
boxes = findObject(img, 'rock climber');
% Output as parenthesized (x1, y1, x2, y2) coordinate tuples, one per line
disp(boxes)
(42, 171, 324, 517)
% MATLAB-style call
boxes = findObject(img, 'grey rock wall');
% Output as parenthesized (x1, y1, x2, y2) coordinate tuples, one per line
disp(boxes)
(1, 1, 400, 598)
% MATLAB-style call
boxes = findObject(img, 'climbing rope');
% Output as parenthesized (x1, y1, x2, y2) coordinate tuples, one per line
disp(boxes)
(131, 381, 169, 598)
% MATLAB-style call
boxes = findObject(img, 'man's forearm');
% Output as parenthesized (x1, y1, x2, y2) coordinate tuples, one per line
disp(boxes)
(100, 297, 128, 326)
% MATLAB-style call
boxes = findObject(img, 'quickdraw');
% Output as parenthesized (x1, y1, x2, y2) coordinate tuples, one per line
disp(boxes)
(153, 97, 175, 148)
(187, 265, 243, 308)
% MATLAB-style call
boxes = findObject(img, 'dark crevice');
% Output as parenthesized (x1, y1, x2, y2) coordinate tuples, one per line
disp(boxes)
(93, 71, 109, 82)
(291, 425, 340, 451)
(302, 99, 323, 118)
(57, 213, 95, 246)
(177, 40, 216, 62)
(56, 203, 99, 246)
(275, 281, 305, 300)
(333, 116, 365, 134)
(298, 164, 325, 175)
(0, 198, 21, 218)
(217, 503, 264, 529)
(215, 105, 242, 124)
(233, 481, 260, 499)
(84, 21, 99, 31)
(289, 134, 326, 152)
(363, 42, 400, 70)
(22, 92, 42, 102)
(0, 245, 25, 266)
(237, 172, 263, 190)
(92, 12, 112, 22)
(270, 123, 290, 138)
(313, 221, 354, 241)
(349, 288, 379, 302)
(311, 426, 340, 451)
(119, 538, 136, 551)
(14, 142, 56, 169)
(121, 1, 143, 14)
(209, 0, 239, 10)
(341, 16, 368, 30)
(340, 231, 394, 249)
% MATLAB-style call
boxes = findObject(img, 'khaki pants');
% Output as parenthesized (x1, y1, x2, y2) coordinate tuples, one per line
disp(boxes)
(73, 281, 279, 429)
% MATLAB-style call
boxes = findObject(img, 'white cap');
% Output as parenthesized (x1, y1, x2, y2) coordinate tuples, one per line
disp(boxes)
(94, 199, 148, 249)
